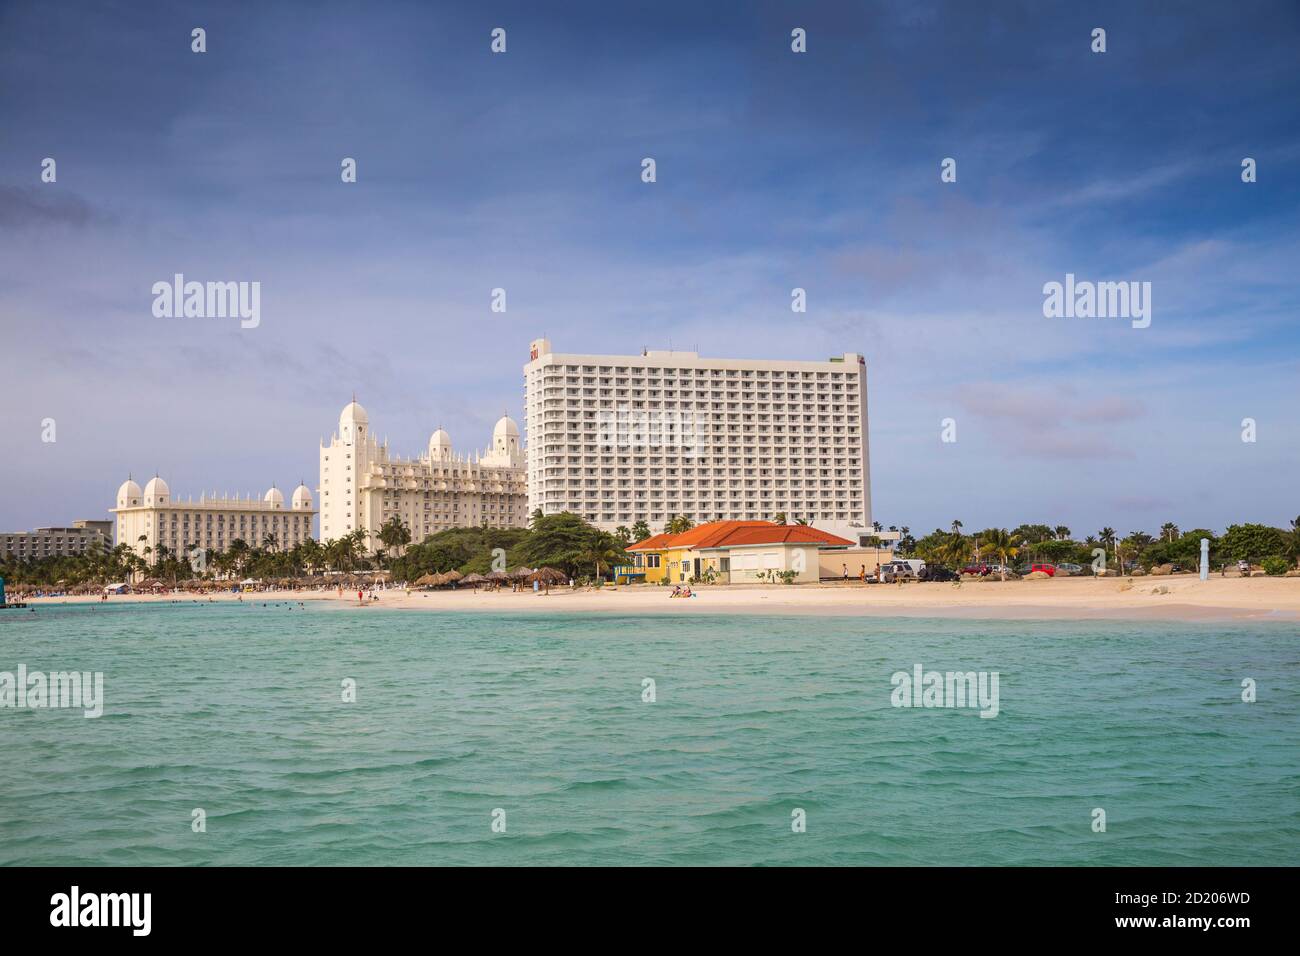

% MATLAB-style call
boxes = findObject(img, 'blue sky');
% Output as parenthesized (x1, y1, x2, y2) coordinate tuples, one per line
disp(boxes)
(1, 0, 1297, 537)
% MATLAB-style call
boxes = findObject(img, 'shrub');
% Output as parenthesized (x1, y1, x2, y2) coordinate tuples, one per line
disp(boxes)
(1261, 556, 1289, 576)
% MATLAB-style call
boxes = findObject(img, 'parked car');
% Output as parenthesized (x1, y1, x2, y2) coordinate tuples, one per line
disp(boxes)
(881, 561, 922, 583)
(921, 566, 960, 582)
(1030, 563, 1057, 576)
(1056, 563, 1083, 576)
(961, 564, 993, 576)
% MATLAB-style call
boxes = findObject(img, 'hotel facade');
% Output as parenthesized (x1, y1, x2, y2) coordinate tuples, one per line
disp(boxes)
(318, 401, 528, 548)
(112, 476, 316, 564)
(1, 520, 112, 562)
(522, 338, 872, 532)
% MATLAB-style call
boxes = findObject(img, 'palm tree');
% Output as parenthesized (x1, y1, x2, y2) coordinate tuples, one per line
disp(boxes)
(981, 528, 1021, 581)
(262, 532, 279, 553)
(584, 531, 625, 582)
(630, 520, 651, 544)
(666, 514, 694, 535)
(950, 519, 963, 535)
(772, 512, 788, 526)
(1098, 528, 1117, 572)
(795, 517, 810, 526)
(1160, 522, 1179, 543)
(347, 529, 369, 568)
(378, 516, 411, 559)
(1054, 525, 1071, 540)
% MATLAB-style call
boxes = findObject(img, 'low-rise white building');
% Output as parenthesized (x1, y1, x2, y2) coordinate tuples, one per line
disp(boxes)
(111, 475, 316, 564)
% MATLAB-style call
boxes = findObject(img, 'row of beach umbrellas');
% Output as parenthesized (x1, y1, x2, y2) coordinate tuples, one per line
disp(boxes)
(411, 566, 568, 589)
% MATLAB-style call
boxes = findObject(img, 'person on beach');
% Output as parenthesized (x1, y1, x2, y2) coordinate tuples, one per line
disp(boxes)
(859, 565, 866, 582)
(842, 564, 848, 580)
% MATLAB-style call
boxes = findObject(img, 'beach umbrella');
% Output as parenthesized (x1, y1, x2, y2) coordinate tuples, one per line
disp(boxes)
(485, 570, 510, 583)
(526, 567, 567, 585)
(510, 567, 534, 581)
(443, 570, 463, 582)
(461, 573, 486, 586)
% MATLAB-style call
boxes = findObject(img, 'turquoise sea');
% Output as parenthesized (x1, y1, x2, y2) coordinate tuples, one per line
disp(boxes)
(1, 601, 1296, 866)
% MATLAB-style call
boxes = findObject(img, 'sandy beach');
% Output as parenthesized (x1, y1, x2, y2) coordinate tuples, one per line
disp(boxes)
(17, 574, 1300, 621)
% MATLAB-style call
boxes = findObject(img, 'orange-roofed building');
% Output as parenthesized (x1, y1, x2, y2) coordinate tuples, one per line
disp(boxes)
(626, 521, 853, 584)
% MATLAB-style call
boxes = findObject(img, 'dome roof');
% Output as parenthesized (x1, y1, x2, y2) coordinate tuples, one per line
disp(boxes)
(340, 400, 368, 425)
(143, 475, 170, 499)
(117, 478, 142, 503)
(291, 484, 313, 508)
(493, 415, 520, 439)
(429, 427, 452, 449)
(264, 486, 285, 507)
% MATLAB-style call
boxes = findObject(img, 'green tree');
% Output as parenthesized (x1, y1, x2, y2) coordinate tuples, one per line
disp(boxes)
(1220, 524, 1288, 564)
(980, 528, 1021, 581)
(378, 516, 412, 560)
(630, 520, 651, 544)
(665, 514, 694, 534)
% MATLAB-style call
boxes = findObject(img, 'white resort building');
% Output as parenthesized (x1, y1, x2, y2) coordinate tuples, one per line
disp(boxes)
(317, 400, 528, 549)
(112, 475, 316, 563)
(522, 338, 872, 532)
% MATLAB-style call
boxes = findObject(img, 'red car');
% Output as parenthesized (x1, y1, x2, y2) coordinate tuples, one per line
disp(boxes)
(1030, 563, 1057, 576)
(961, 564, 993, 576)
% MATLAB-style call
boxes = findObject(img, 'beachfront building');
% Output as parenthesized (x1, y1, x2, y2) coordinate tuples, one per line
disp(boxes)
(111, 476, 316, 564)
(625, 520, 853, 585)
(318, 400, 528, 549)
(522, 338, 872, 533)
(0, 520, 112, 562)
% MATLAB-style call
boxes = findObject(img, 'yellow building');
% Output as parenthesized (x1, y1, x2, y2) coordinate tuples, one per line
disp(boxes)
(627, 521, 852, 585)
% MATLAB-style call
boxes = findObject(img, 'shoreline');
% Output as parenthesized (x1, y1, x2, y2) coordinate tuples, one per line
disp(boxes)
(15, 575, 1300, 622)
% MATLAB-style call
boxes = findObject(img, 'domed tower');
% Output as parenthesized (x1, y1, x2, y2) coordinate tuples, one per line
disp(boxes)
(116, 477, 143, 509)
(491, 415, 522, 467)
(428, 427, 453, 462)
(291, 483, 313, 511)
(264, 486, 285, 509)
(339, 400, 368, 445)
(143, 475, 170, 506)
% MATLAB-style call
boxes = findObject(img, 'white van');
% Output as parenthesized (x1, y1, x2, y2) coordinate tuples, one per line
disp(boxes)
(881, 559, 926, 582)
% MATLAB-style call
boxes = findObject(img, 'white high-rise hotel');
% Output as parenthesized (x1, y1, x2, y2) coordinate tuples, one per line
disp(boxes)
(523, 339, 872, 532)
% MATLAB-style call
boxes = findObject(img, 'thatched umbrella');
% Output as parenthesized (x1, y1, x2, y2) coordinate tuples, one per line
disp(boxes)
(414, 573, 440, 588)
(485, 570, 510, 583)
(510, 567, 534, 581)
(443, 570, 463, 583)
(461, 573, 487, 587)
(526, 567, 567, 585)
